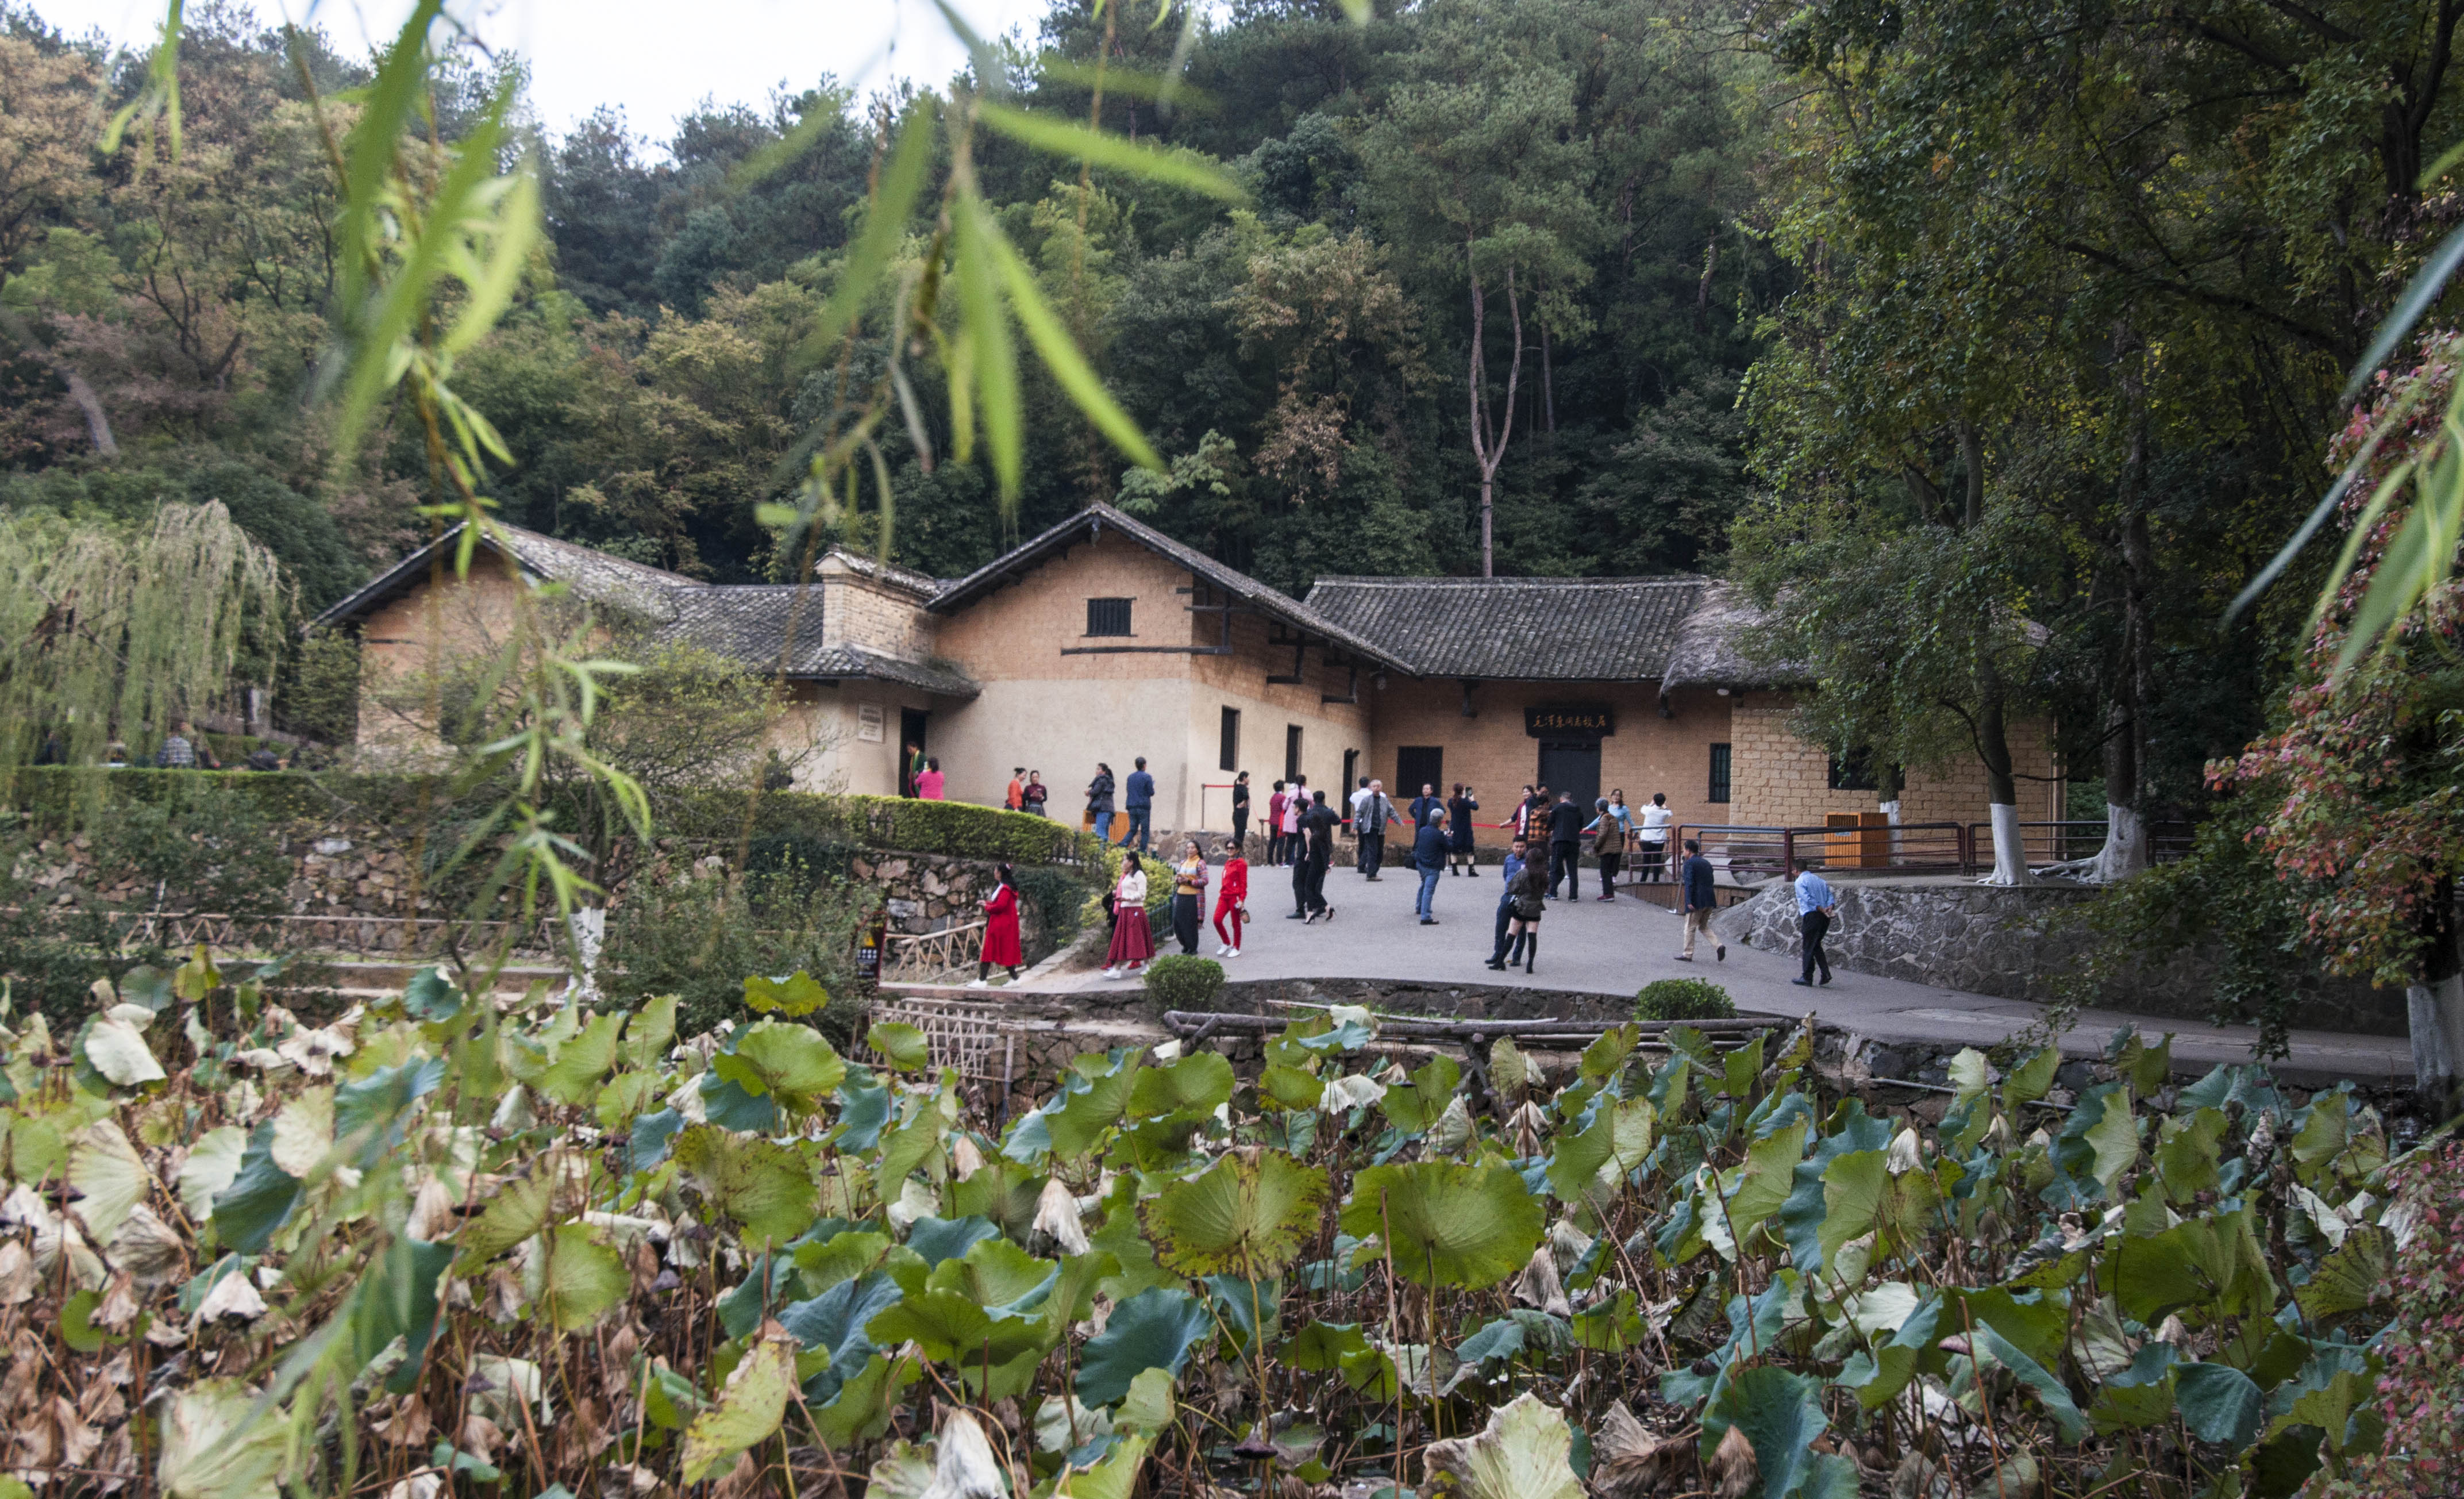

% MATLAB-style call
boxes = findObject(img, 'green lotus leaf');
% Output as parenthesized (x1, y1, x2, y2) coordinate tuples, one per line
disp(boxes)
(714, 1020, 848, 1118)
(867, 1021, 931, 1072)
(1341, 1162, 1545, 1291)
(1700, 1365, 1834, 1497)
(2294, 1225, 2393, 1320)
(67, 1120, 147, 1242)
(537, 1012, 625, 1108)
(743, 970, 827, 1016)
(1127, 1052, 1234, 1120)
(1076, 1286, 1215, 1405)
(534, 1223, 628, 1332)
(1144, 1151, 1327, 1276)
(1258, 1063, 1325, 1112)
(1381, 1055, 1463, 1134)
(680, 1332, 799, 1483)
(2176, 1361, 2265, 1451)
(672, 1125, 819, 1245)
(622, 993, 677, 1067)
(927, 1235, 1058, 1312)
(456, 1171, 556, 1267)
(1282, 1319, 1371, 1370)
(211, 1123, 302, 1256)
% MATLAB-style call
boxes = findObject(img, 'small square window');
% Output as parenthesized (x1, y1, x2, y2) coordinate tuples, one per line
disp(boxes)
(1708, 743, 1732, 805)
(1086, 597, 1133, 636)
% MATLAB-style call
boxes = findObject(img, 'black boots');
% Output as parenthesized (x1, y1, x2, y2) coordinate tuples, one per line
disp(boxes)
(1522, 933, 1537, 974)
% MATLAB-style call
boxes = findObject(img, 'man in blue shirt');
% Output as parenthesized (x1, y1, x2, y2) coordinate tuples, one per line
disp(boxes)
(1411, 816, 1448, 924)
(1486, 836, 1530, 968)
(1676, 837, 1724, 962)
(1124, 756, 1156, 854)
(1791, 862, 1837, 986)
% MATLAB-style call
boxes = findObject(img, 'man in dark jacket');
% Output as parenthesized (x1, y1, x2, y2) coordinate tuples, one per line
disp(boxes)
(1544, 792, 1585, 898)
(1355, 779, 1399, 881)
(1487, 837, 1529, 968)
(1124, 757, 1156, 854)
(1676, 837, 1725, 961)
(1411, 816, 1447, 924)
(1299, 790, 1339, 921)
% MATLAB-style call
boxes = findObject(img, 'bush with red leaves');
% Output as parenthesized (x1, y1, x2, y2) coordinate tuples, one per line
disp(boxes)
(2315, 1137, 2464, 1497)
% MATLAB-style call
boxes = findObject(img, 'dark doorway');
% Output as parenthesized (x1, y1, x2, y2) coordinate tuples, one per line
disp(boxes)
(1342, 748, 1360, 798)
(1396, 745, 1443, 798)
(899, 708, 929, 797)
(1537, 741, 1601, 815)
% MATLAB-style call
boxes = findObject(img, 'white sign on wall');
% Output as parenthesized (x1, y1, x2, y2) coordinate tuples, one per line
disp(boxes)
(857, 702, 885, 743)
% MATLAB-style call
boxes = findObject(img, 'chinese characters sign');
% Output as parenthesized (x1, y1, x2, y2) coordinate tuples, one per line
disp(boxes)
(1524, 704, 1614, 737)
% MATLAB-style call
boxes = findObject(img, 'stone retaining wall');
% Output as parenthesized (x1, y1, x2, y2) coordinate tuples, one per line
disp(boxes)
(1713, 877, 2404, 1035)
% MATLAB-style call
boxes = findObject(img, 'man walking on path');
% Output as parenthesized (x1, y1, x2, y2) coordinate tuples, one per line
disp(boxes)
(1544, 791, 1585, 899)
(1412, 815, 1447, 924)
(1487, 836, 1531, 968)
(1299, 790, 1339, 921)
(1125, 758, 1156, 854)
(1408, 783, 1444, 830)
(1637, 793, 1673, 883)
(1356, 779, 1399, 881)
(1791, 862, 1838, 986)
(1676, 838, 1725, 962)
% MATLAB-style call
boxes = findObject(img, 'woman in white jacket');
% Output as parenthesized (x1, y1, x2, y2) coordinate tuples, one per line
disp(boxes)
(1101, 855, 1156, 978)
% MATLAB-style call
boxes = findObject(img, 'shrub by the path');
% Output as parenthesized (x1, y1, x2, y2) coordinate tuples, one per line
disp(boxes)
(1635, 976, 1735, 1021)
(1144, 954, 1226, 1009)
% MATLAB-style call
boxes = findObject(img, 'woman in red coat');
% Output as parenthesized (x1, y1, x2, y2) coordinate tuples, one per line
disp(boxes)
(969, 863, 1023, 987)
(1211, 838, 1249, 957)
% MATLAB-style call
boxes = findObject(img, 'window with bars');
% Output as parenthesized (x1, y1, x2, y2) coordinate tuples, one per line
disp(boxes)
(1085, 597, 1133, 636)
(1708, 743, 1732, 804)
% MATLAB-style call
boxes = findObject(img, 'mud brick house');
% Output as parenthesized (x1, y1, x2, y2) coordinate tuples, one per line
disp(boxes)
(317, 503, 2059, 840)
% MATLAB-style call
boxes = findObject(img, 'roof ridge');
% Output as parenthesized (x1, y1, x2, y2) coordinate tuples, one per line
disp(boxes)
(1308, 573, 1708, 586)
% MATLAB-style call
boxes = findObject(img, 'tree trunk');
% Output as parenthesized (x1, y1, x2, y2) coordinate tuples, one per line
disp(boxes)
(0, 308, 117, 456)
(2095, 352, 2153, 883)
(1465, 251, 1522, 580)
(2409, 878, 2464, 1106)
(1959, 420, 2032, 886)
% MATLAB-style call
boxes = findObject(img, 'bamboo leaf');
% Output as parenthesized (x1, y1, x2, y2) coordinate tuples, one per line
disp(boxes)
(977, 102, 1247, 202)
(980, 209, 1163, 472)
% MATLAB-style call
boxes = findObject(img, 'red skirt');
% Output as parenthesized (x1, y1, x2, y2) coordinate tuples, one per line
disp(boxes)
(980, 910, 1022, 968)
(1107, 908, 1155, 965)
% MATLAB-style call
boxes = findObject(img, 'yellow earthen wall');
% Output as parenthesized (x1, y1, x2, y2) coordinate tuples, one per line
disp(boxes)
(926, 532, 1370, 828)
(1360, 679, 1737, 846)
(1727, 692, 2062, 829)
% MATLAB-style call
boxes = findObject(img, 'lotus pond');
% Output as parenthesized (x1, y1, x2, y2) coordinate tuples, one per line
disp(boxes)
(0, 950, 2418, 1499)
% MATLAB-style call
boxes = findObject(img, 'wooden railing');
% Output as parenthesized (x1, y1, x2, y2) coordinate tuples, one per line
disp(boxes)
(882, 920, 986, 981)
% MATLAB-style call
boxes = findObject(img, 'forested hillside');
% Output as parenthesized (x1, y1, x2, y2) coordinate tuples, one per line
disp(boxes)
(0, 0, 1770, 595)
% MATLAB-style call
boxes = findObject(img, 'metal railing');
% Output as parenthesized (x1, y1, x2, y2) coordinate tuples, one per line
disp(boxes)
(1964, 820, 2193, 868)
(1664, 821, 1976, 881)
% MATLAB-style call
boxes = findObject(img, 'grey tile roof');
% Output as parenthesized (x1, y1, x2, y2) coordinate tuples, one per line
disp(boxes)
(1656, 582, 1810, 692)
(663, 586, 978, 697)
(1302, 574, 1711, 681)
(312, 520, 699, 630)
(927, 503, 1414, 673)
(820, 546, 943, 598)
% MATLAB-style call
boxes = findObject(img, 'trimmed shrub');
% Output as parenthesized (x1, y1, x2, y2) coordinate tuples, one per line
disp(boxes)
(600, 863, 877, 1042)
(1635, 977, 1737, 1021)
(1143, 954, 1225, 1010)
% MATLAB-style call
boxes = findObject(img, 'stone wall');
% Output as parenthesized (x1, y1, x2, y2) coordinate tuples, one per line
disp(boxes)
(1727, 694, 2064, 829)
(14, 820, 1063, 952)
(1714, 875, 2404, 1035)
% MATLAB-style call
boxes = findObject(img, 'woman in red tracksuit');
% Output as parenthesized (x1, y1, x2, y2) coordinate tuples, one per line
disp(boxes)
(970, 863, 1022, 987)
(1212, 837, 1249, 957)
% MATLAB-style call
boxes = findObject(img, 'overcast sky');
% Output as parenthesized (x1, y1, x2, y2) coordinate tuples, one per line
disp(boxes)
(33, 0, 1055, 145)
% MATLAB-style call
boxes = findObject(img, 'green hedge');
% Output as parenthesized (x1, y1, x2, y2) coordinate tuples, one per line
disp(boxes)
(3, 768, 1099, 868)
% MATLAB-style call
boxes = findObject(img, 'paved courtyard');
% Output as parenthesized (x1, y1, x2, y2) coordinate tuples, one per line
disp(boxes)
(1025, 862, 2413, 1089)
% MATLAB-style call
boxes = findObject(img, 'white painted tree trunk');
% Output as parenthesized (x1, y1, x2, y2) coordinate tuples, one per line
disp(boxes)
(2409, 971, 2464, 1105)
(1980, 802, 2035, 886)
(1880, 798, 1903, 863)
(2092, 801, 2148, 884)
(563, 906, 606, 1006)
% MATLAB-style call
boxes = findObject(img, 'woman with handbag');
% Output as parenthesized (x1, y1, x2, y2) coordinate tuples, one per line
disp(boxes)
(1169, 838, 1209, 955)
(1502, 857, 1547, 974)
